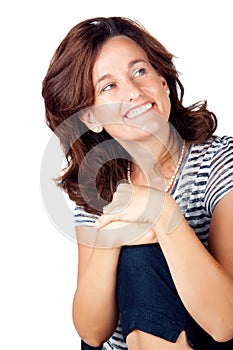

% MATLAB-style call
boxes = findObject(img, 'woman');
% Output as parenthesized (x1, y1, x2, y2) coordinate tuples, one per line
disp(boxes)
(42, 17, 233, 349)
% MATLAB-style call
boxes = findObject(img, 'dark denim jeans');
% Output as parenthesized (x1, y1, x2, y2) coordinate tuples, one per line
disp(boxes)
(81, 339, 102, 349)
(117, 244, 202, 349)
(81, 243, 233, 349)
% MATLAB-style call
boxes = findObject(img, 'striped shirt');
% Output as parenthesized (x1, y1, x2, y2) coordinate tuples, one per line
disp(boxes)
(74, 135, 233, 349)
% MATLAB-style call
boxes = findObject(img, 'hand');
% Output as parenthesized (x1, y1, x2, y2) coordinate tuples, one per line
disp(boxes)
(97, 220, 159, 246)
(94, 183, 183, 247)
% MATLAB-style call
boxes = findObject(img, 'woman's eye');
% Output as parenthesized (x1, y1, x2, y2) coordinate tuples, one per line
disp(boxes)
(102, 83, 115, 92)
(133, 68, 145, 78)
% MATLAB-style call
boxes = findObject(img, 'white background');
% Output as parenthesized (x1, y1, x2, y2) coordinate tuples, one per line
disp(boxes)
(1, 0, 232, 349)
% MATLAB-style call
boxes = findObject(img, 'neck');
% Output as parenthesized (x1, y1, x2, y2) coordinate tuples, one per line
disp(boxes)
(118, 125, 186, 190)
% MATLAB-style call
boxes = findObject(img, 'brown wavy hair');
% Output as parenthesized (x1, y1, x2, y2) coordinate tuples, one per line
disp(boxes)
(42, 16, 217, 214)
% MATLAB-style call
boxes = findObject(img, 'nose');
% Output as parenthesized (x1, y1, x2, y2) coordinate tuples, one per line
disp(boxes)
(124, 79, 142, 102)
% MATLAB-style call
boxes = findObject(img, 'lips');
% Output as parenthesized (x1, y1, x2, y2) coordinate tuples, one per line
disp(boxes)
(124, 102, 154, 119)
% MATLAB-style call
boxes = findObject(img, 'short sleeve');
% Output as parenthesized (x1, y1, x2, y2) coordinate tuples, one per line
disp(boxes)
(74, 206, 100, 227)
(205, 136, 233, 216)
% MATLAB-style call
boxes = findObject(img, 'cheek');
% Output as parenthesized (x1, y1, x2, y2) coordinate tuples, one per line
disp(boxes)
(92, 103, 121, 125)
(155, 88, 171, 120)
(163, 97, 171, 120)
(104, 125, 138, 142)
(143, 78, 170, 116)
(104, 125, 121, 138)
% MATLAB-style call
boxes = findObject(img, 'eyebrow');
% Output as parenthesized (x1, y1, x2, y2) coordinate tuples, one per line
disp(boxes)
(128, 59, 148, 69)
(95, 59, 149, 87)
(95, 74, 112, 87)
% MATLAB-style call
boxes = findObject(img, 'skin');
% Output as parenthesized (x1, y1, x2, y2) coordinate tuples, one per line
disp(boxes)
(73, 36, 233, 349)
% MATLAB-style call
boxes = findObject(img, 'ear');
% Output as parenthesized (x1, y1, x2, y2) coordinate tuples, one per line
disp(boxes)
(79, 109, 97, 128)
(79, 109, 103, 132)
(158, 74, 168, 89)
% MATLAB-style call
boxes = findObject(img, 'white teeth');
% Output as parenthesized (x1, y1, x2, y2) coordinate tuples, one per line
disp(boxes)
(126, 103, 152, 119)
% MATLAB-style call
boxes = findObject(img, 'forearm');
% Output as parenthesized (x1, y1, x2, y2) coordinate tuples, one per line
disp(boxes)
(155, 210, 233, 342)
(73, 247, 120, 346)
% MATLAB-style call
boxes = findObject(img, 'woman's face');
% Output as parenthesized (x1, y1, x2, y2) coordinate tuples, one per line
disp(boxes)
(91, 35, 171, 141)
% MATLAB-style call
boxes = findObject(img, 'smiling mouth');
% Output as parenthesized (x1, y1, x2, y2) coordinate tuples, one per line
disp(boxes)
(124, 102, 154, 119)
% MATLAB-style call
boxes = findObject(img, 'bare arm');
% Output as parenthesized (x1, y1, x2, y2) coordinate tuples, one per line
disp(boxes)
(72, 226, 120, 347)
(155, 190, 233, 342)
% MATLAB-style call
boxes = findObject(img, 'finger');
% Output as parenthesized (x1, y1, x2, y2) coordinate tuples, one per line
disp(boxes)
(106, 189, 135, 214)
(97, 221, 154, 247)
(102, 189, 123, 214)
(103, 195, 130, 214)
(112, 191, 119, 201)
(94, 213, 117, 229)
(102, 202, 118, 214)
(116, 182, 132, 192)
